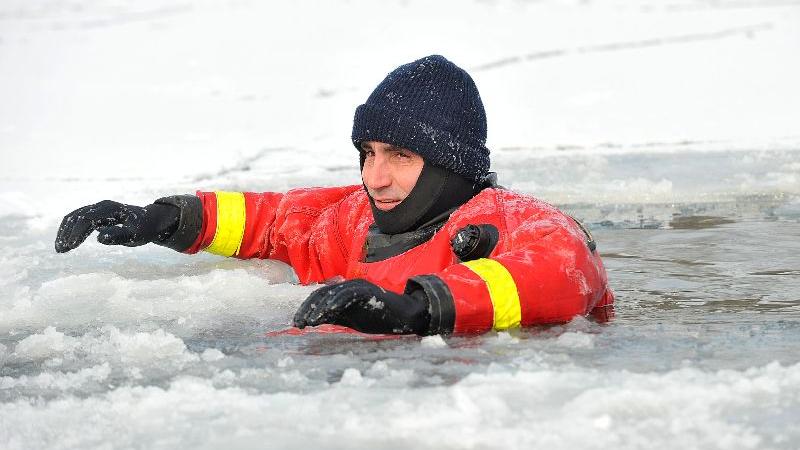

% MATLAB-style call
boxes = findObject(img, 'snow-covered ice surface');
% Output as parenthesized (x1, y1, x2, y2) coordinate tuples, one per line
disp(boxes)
(1, 0, 799, 449)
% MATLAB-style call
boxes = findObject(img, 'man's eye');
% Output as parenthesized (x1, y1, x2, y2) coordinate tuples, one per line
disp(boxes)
(364, 150, 375, 157)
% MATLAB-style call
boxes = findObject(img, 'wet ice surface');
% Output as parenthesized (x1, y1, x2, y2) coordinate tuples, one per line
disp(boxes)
(3, 0, 800, 448)
(2, 196, 799, 450)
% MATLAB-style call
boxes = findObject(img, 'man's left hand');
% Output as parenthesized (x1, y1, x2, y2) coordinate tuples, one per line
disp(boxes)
(293, 279, 430, 335)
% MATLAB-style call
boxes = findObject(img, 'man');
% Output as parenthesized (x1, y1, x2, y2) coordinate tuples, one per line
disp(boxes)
(55, 55, 614, 335)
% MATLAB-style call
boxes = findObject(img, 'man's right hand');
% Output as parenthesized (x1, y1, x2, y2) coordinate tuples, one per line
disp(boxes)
(55, 200, 180, 253)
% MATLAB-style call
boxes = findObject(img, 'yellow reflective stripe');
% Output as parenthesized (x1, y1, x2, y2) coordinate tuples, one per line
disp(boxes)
(206, 191, 246, 257)
(462, 258, 521, 330)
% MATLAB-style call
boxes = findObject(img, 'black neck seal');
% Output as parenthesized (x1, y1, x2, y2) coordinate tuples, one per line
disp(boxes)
(366, 163, 481, 235)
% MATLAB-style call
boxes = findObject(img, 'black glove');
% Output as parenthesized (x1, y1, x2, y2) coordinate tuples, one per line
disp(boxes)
(293, 279, 431, 335)
(55, 200, 180, 253)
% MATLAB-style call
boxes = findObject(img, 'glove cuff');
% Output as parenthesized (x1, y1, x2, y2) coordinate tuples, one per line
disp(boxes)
(153, 195, 203, 252)
(406, 275, 455, 335)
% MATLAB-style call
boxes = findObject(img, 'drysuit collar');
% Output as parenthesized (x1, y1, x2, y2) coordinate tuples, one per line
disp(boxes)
(365, 162, 481, 235)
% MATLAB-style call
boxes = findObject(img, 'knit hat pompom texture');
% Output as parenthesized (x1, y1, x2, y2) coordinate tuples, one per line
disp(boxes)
(352, 55, 490, 183)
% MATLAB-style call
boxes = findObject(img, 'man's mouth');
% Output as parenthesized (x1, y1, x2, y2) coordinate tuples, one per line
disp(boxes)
(373, 198, 402, 211)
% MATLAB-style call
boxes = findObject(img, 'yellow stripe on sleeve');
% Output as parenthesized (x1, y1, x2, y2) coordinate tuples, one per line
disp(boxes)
(206, 191, 246, 257)
(462, 258, 522, 330)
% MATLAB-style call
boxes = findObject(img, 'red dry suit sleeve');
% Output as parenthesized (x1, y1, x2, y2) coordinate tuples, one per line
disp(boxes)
(186, 186, 362, 283)
(412, 210, 612, 335)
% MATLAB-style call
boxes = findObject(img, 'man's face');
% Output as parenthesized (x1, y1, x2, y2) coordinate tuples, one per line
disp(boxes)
(360, 141, 424, 211)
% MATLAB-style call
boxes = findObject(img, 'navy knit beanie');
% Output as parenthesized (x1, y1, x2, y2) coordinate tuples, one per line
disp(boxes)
(352, 55, 490, 183)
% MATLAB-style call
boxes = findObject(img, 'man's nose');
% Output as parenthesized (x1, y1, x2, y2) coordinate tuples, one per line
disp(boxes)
(363, 156, 392, 190)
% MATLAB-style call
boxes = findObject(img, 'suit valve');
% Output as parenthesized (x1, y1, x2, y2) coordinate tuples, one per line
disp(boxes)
(450, 224, 499, 262)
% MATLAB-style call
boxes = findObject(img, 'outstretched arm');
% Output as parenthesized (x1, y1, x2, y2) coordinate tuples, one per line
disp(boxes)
(185, 187, 362, 282)
(55, 186, 364, 284)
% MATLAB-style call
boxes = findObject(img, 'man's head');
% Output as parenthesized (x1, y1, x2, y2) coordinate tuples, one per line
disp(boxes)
(352, 55, 490, 234)
(352, 55, 489, 183)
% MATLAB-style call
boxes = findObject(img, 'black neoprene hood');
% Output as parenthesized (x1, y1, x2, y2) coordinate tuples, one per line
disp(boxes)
(364, 159, 481, 235)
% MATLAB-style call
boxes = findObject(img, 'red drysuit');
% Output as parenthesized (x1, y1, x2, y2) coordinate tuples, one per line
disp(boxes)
(185, 186, 614, 334)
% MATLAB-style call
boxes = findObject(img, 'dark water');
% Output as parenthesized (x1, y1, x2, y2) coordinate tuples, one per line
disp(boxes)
(593, 218, 800, 371)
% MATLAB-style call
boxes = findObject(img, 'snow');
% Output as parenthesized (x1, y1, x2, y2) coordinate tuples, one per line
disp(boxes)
(420, 335, 448, 348)
(366, 296, 384, 310)
(555, 331, 595, 349)
(1, 362, 798, 449)
(1, 0, 800, 449)
(200, 348, 224, 362)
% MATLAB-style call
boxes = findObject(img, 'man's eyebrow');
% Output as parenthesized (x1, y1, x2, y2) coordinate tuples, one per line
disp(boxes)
(361, 142, 406, 152)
